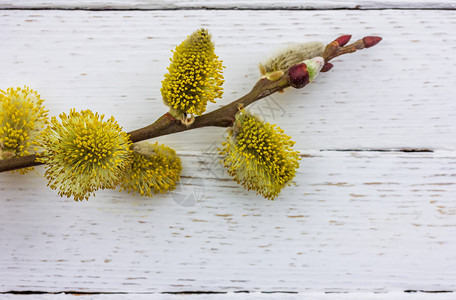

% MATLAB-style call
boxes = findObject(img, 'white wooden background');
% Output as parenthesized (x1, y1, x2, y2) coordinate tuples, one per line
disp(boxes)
(1, 1, 456, 299)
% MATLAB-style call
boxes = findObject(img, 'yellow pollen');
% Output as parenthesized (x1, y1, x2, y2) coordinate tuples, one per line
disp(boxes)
(36, 109, 133, 201)
(119, 142, 182, 197)
(0, 86, 49, 174)
(161, 28, 225, 120)
(219, 110, 301, 200)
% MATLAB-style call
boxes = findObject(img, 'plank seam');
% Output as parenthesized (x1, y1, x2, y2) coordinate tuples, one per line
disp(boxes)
(2, 290, 454, 295)
(0, 7, 455, 11)
(320, 149, 434, 153)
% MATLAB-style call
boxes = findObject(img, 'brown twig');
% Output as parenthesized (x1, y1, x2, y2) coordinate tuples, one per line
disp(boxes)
(0, 36, 381, 173)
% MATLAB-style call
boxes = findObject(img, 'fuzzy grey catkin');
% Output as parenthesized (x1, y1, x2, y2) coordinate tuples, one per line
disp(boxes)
(259, 41, 325, 75)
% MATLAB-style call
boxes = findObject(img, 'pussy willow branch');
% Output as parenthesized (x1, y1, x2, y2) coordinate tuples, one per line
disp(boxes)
(0, 35, 381, 173)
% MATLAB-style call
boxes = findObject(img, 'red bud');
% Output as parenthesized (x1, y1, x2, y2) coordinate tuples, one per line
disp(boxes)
(320, 63, 334, 73)
(334, 35, 352, 47)
(288, 63, 309, 89)
(363, 36, 382, 48)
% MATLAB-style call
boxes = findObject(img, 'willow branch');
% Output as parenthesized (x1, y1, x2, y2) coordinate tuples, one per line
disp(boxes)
(0, 35, 381, 173)
(128, 76, 288, 142)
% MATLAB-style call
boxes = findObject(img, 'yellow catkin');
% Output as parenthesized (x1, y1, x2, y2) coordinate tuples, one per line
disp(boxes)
(36, 109, 132, 201)
(219, 110, 301, 200)
(119, 142, 182, 197)
(0, 86, 48, 174)
(161, 28, 224, 120)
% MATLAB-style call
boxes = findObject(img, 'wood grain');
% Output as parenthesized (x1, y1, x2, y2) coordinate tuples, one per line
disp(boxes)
(1, 151, 456, 293)
(0, 10, 455, 152)
(0, 292, 455, 299)
(0, 0, 455, 9)
(1, 8, 456, 296)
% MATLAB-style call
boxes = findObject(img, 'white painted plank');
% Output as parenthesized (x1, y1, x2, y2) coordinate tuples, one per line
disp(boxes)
(2, 9, 456, 295)
(1, 292, 455, 300)
(0, 10, 455, 152)
(0, 0, 455, 9)
(1, 151, 456, 292)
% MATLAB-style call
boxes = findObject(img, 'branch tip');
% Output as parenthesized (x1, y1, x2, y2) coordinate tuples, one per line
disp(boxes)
(334, 35, 352, 47)
(363, 36, 382, 48)
(321, 63, 334, 73)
